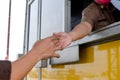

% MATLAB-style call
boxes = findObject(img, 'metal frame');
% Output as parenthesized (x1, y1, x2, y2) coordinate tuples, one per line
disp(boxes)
(70, 21, 120, 47)
(23, 0, 41, 53)
(65, 0, 71, 32)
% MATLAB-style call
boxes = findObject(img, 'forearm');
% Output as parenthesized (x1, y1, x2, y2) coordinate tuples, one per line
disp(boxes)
(10, 36, 59, 80)
(69, 22, 92, 41)
(11, 50, 41, 80)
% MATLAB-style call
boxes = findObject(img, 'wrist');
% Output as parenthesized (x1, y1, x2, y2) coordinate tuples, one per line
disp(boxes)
(28, 49, 43, 61)
(68, 32, 75, 42)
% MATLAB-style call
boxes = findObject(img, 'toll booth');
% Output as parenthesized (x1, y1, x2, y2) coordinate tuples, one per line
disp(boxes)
(24, 0, 120, 80)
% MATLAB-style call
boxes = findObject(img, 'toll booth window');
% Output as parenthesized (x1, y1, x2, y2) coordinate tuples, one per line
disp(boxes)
(28, 0, 38, 50)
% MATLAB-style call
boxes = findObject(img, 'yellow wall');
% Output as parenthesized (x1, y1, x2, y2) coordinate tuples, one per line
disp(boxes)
(41, 40, 120, 80)
(27, 68, 39, 80)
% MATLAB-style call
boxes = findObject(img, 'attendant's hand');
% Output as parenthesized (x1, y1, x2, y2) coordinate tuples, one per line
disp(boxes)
(53, 32, 72, 49)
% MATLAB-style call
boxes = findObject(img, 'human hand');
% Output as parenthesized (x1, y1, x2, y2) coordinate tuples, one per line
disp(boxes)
(53, 32, 72, 49)
(32, 36, 60, 60)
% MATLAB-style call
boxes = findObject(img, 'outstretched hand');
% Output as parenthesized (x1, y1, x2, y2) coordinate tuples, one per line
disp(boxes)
(53, 32, 72, 49)
(32, 36, 61, 60)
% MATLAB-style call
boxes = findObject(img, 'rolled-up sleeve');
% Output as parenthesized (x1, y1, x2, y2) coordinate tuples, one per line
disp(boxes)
(0, 60, 11, 80)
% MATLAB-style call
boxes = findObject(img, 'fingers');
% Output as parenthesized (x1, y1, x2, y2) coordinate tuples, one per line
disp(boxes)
(55, 46, 64, 51)
(53, 32, 64, 38)
(49, 33, 66, 51)
(53, 32, 57, 36)
(54, 39, 65, 50)
(49, 35, 57, 40)
(56, 39, 63, 46)
(46, 36, 64, 51)
(49, 35, 59, 43)
(53, 32, 60, 36)
(52, 38, 65, 50)
(53, 53, 60, 58)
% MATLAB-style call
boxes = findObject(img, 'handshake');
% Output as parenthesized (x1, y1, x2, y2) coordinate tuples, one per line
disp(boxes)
(32, 32, 73, 60)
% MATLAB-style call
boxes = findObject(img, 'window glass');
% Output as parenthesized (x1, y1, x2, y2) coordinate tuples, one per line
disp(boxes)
(28, 0, 38, 50)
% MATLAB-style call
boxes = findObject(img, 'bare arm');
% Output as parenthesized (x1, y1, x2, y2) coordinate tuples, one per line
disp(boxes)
(69, 22, 92, 41)
(10, 36, 60, 80)
(54, 22, 92, 48)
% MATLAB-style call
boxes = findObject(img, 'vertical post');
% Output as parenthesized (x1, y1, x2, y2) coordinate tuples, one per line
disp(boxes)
(38, 68, 41, 80)
(5, 0, 12, 60)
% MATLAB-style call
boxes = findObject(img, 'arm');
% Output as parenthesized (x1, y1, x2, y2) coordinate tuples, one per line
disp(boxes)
(10, 36, 60, 80)
(54, 4, 96, 49)
(69, 22, 92, 41)
(54, 22, 92, 49)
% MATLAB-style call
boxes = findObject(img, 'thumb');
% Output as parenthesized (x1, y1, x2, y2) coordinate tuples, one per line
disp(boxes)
(53, 53, 60, 58)
(53, 32, 61, 36)
(53, 32, 57, 36)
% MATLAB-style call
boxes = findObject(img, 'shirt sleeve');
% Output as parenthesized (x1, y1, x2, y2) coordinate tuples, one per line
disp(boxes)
(81, 3, 99, 28)
(0, 60, 11, 80)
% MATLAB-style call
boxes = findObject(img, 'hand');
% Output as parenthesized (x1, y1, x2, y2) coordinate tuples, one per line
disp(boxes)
(53, 32, 72, 49)
(32, 36, 60, 60)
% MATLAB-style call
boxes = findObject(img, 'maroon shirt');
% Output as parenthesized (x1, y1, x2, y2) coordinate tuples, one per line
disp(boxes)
(0, 60, 11, 80)
(81, 2, 115, 30)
